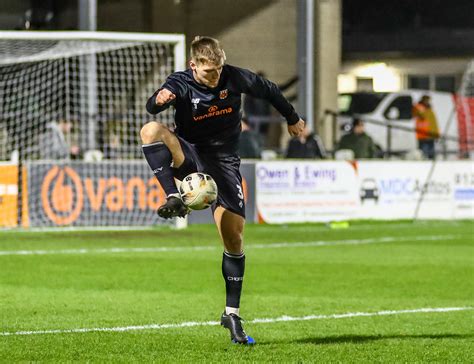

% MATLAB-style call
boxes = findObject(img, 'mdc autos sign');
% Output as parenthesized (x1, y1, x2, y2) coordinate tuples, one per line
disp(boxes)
(255, 161, 359, 223)
(357, 161, 473, 219)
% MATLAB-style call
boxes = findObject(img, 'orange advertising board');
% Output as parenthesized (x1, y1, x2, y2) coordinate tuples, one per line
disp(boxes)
(0, 164, 18, 227)
(0, 164, 28, 227)
(27, 162, 167, 227)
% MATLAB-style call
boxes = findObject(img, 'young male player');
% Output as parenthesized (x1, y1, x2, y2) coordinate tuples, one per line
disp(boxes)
(141, 36, 305, 345)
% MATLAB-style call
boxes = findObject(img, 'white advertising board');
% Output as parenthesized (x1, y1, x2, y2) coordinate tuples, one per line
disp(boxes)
(448, 162, 474, 219)
(256, 161, 359, 223)
(357, 161, 474, 219)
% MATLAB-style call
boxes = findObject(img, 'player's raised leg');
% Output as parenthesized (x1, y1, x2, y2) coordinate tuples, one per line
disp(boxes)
(140, 121, 189, 218)
(214, 206, 255, 345)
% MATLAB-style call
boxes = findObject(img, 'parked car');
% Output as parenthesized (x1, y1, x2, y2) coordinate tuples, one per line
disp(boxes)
(337, 90, 472, 157)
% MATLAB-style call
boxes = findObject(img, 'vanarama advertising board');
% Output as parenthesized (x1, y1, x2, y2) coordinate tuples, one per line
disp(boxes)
(255, 161, 359, 223)
(27, 161, 167, 227)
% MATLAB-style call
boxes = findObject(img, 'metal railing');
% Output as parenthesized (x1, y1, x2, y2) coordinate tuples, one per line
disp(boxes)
(325, 110, 472, 159)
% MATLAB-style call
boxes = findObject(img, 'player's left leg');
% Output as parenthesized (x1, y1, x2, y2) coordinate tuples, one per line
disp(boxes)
(214, 206, 255, 345)
(200, 154, 253, 344)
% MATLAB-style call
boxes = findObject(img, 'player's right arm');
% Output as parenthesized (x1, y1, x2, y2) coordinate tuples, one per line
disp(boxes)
(146, 73, 186, 114)
(146, 88, 176, 114)
(155, 89, 176, 106)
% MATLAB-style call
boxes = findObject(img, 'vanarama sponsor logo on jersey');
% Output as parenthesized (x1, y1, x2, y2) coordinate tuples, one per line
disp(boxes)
(193, 105, 233, 121)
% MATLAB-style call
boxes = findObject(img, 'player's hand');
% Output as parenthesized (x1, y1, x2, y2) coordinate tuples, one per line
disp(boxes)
(155, 88, 176, 106)
(288, 119, 305, 137)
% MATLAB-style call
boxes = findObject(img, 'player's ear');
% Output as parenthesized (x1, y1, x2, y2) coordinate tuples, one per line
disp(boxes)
(189, 59, 197, 71)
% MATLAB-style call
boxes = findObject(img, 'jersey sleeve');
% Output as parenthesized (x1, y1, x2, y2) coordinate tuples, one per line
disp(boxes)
(146, 73, 188, 114)
(231, 66, 300, 125)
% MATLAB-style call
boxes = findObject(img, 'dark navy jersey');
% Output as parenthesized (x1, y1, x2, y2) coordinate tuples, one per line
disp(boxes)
(146, 64, 300, 155)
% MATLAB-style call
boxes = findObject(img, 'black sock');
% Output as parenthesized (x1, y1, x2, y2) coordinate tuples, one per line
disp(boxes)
(142, 142, 178, 196)
(172, 158, 197, 180)
(222, 251, 245, 309)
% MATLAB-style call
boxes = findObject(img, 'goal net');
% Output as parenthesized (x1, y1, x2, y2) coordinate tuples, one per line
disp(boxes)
(0, 31, 185, 228)
(455, 60, 474, 158)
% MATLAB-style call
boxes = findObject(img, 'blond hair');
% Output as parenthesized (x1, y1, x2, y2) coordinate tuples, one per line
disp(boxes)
(190, 36, 226, 66)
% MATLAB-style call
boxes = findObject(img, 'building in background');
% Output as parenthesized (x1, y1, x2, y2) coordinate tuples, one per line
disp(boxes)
(3, 0, 473, 96)
(2, 0, 473, 152)
(339, 0, 474, 93)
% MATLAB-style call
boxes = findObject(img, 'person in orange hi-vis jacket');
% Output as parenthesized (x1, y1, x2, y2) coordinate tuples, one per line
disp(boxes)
(412, 95, 440, 159)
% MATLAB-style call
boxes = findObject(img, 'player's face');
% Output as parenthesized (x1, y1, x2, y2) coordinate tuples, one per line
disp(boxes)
(190, 61, 223, 88)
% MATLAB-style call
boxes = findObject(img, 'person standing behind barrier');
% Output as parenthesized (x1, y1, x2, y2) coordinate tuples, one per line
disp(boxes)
(38, 119, 80, 160)
(412, 95, 440, 159)
(336, 118, 377, 159)
(243, 71, 272, 136)
(238, 117, 262, 159)
(286, 126, 326, 159)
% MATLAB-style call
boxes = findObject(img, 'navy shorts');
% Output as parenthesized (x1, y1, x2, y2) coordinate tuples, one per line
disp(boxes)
(175, 136, 245, 218)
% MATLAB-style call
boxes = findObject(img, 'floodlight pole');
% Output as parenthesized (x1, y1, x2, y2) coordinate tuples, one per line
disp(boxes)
(298, 0, 341, 149)
(79, 0, 97, 31)
(297, 0, 315, 132)
(79, 0, 98, 151)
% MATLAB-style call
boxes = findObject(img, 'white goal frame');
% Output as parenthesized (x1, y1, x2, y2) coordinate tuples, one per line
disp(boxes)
(0, 31, 187, 229)
(0, 31, 186, 71)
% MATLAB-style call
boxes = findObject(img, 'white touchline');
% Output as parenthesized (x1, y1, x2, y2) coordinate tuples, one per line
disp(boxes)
(0, 234, 464, 256)
(0, 307, 471, 337)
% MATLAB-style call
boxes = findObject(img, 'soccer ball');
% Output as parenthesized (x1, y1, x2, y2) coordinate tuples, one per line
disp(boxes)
(179, 172, 218, 210)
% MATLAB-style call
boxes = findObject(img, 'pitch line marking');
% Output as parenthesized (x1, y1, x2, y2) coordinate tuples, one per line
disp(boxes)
(0, 307, 471, 337)
(0, 234, 463, 256)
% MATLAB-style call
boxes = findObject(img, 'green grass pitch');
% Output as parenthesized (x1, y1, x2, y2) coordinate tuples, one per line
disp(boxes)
(0, 220, 473, 362)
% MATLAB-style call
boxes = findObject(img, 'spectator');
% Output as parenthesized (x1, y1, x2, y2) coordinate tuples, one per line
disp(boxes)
(412, 95, 440, 159)
(286, 126, 326, 159)
(103, 133, 121, 159)
(336, 118, 377, 159)
(103, 120, 124, 159)
(38, 119, 79, 160)
(238, 117, 262, 159)
(0, 126, 9, 161)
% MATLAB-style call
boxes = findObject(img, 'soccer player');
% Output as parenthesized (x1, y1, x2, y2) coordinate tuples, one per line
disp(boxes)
(141, 36, 305, 345)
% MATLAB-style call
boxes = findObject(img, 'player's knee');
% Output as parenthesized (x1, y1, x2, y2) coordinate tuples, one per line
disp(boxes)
(224, 233, 243, 254)
(140, 122, 165, 144)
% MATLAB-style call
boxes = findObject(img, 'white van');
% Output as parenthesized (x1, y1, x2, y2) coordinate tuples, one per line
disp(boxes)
(337, 90, 466, 157)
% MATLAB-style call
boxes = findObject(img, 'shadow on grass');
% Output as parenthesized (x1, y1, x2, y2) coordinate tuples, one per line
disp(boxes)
(258, 333, 473, 346)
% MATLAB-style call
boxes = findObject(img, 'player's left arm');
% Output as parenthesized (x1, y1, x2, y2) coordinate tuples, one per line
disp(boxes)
(287, 119, 305, 137)
(233, 66, 305, 137)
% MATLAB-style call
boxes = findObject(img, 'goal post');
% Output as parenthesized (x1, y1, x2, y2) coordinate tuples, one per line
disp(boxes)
(0, 31, 186, 229)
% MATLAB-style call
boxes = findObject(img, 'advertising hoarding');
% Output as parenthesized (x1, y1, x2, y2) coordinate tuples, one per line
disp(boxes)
(16, 160, 474, 227)
(357, 161, 474, 219)
(0, 163, 19, 227)
(27, 161, 167, 227)
(255, 161, 359, 223)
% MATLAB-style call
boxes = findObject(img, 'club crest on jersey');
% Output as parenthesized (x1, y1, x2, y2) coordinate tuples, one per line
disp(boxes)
(191, 98, 200, 109)
(219, 89, 228, 99)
